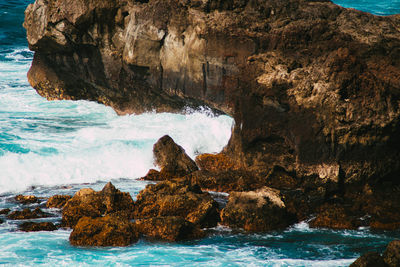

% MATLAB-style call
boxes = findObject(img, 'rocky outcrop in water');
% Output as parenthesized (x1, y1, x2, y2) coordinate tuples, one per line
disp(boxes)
(7, 208, 52, 220)
(350, 240, 400, 267)
(46, 195, 72, 209)
(23, 0, 400, 188)
(15, 195, 39, 204)
(19, 222, 57, 232)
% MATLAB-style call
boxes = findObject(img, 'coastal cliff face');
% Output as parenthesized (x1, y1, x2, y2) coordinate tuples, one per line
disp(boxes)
(24, 0, 400, 186)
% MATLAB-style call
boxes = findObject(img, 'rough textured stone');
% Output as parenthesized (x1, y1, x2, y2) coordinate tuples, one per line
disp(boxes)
(69, 215, 139, 247)
(135, 216, 205, 242)
(46, 195, 72, 209)
(19, 222, 57, 232)
(220, 187, 296, 232)
(15, 195, 39, 204)
(62, 182, 134, 228)
(134, 179, 220, 228)
(195, 153, 239, 172)
(350, 252, 387, 267)
(0, 208, 10, 215)
(309, 204, 361, 230)
(153, 135, 198, 178)
(7, 208, 52, 220)
(383, 240, 400, 267)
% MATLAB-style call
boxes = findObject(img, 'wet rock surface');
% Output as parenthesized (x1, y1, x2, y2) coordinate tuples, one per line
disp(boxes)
(134, 179, 220, 228)
(135, 216, 205, 242)
(7, 208, 52, 220)
(220, 187, 296, 232)
(350, 240, 400, 267)
(46, 195, 72, 209)
(350, 252, 387, 267)
(383, 240, 400, 267)
(0, 208, 10, 215)
(15, 195, 39, 204)
(19, 222, 57, 232)
(69, 215, 139, 247)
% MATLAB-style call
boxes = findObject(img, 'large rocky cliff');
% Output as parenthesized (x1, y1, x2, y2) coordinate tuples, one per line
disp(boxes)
(24, 0, 400, 187)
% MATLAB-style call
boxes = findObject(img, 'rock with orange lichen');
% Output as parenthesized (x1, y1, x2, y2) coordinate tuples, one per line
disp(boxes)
(62, 182, 134, 228)
(15, 195, 39, 204)
(220, 187, 296, 232)
(195, 153, 239, 172)
(7, 208, 52, 220)
(134, 179, 219, 228)
(135, 216, 205, 242)
(46, 195, 72, 209)
(69, 215, 139, 247)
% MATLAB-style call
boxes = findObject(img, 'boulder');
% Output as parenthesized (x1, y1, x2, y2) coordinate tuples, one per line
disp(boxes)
(134, 179, 220, 228)
(7, 208, 52, 220)
(0, 208, 10, 215)
(220, 187, 296, 232)
(383, 240, 400, 267)
(69, 215, 139, 247)
(135, 216, 205, 242)
(309, 204, 362, 230)
(349, 252, 387, 267)
(153, 135, 198, 178)
(15, 195, 39, 204)
(19, 222, 57, 232)
(195, 153, 239, 172)
(62, 182, 134, 228)
(46, 195, 72, 209)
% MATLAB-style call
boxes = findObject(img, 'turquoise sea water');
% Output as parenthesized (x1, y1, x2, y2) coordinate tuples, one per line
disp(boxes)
(0, 0, 399, 266)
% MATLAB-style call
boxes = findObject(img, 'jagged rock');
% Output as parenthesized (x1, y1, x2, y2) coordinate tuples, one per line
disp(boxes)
(7, 208, 52, 220)
(383, 240, 400, 267)
(0, 208, 10, 215)
(15, 195, 39, 204)
(134, 179, 220, 228)
(19, 222, 57, 232)
(153, 135, 198, 178)
(141, 169, 164, 181)
(62, 182, 134, 228)
(46, 195, 72, 209)
(220, 187, 296, 232)
(349, 252, 387, 267)
(135, 216, 205, 242)
(69, 215, 139, 247)
(187, 170, 265, 192)
(309, 204, 362, 230)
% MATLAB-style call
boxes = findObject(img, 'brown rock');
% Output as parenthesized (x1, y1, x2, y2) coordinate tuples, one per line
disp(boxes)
(7, 208, 52, 220)
(62, 182, 134, 228)
(69, 215, 139, 247)
(220, 187, 296, 232)
(195, 153, 239, 172)
(309, 204, 361, 230)
(46, 195, 72, 209)
(15, 195, 39, 204)
(141, 169, 164, 181)
(19, 222, 57, 232)
(134, 179, 220, 228)
(153, 135, 198, 178)
(0, 208, 10, 215)
(383, 240, 400, 267)
(350, 252, 387, 267)
(135, 216, 205, 242)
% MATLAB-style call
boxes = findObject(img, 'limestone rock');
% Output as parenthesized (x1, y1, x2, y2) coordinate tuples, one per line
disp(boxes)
(383, 240, 400, 267)
(7, 208, 52, 220)
(135, 216, 205, 242)
(62, 182, 134, 228)
(221, 187, 296, 232)
(349, 252, 387, 267)
(134, 179, 220, 228)
(153, 135, 198, 178)
(19, 222, 57, 232)
(46, 195, 72, 209)
(69, 215, 139, 247)
(15, 195, 39, 204)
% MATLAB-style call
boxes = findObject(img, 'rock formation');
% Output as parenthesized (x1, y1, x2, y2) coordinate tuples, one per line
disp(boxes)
(15, 195, 39, 204)
(46, 195, 72, 209)
(23, 0, 400, 188)
(19, 222, 57, 232)
(350, 240, 400, 267)
(7, 208, 52, 220)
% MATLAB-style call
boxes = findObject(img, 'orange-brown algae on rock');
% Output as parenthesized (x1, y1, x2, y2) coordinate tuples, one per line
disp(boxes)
(62, 182, 135, 228)
(195, 153, 239, 172)
(46, 195, 72, 209)
(220, 187, 297, 232)
(135, 216, 205, 242)
(69, 215, 139, 247)
(7, 207, 52, 220)
(19, 222, 57, 232)
(383, 240, 400, 267)
(15, 194, 39, 204)
(133, 179, 220, 228)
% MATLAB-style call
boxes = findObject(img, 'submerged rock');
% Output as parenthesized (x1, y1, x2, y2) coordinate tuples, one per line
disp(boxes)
(69, 215, 139, 247)
(153, 135, 198, 178)
(7, 208, 52, 220)
(221, 187, 296, 232)
(19, 222, 57, 232)
(46, 195, 72, 209)
(134, 179, 220, 228)
(62, 182, 134, 228)
(135, 216, 205, 242)
(15, 195, 39, 204)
